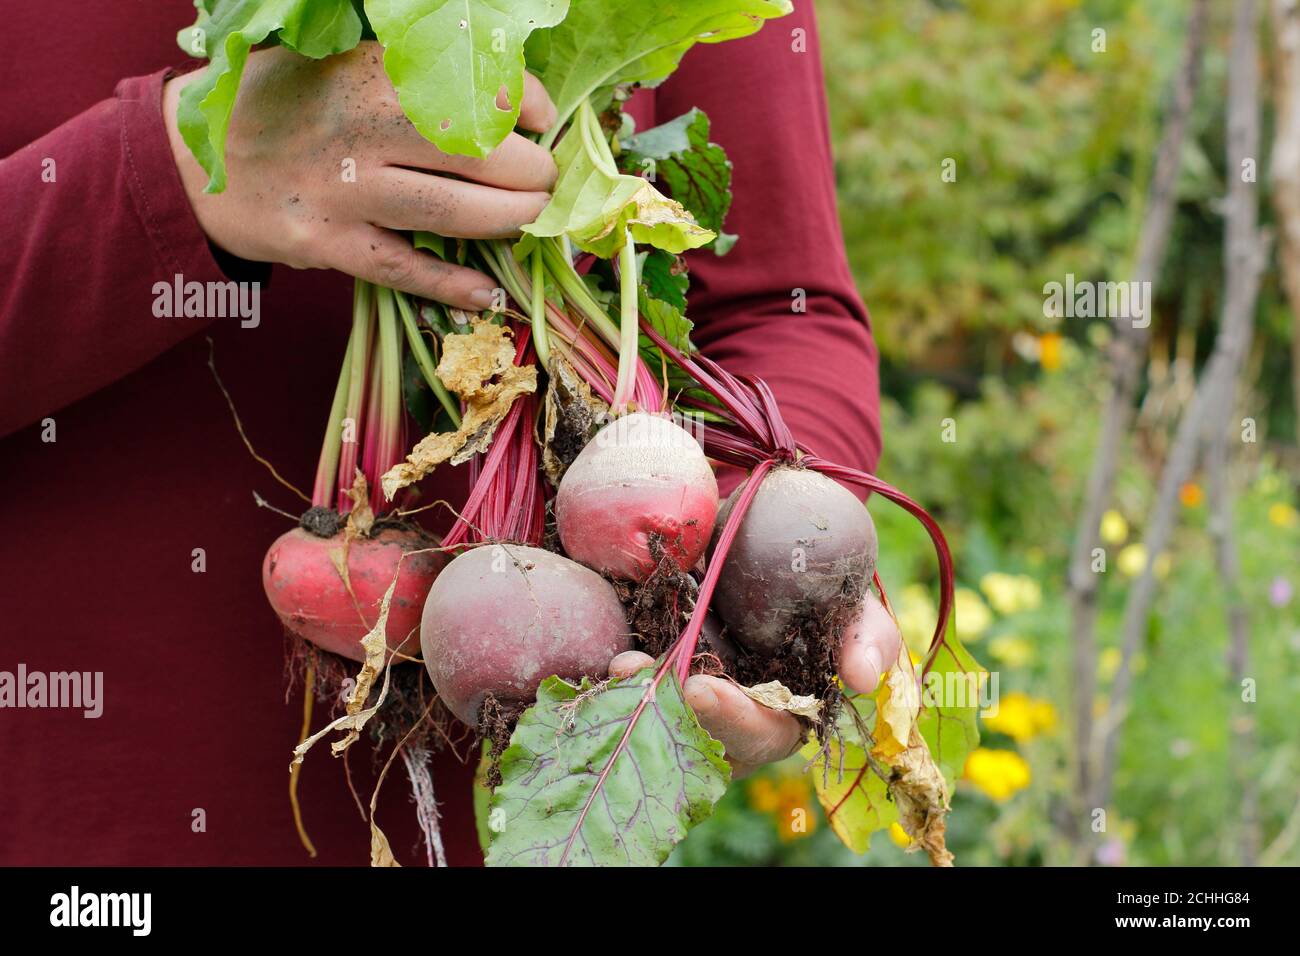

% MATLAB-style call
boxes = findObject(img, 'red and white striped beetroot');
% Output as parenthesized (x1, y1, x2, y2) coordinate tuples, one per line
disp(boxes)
(262, 526, 442, 663)
(555, 412, 719, 582)
(263, 282, 452, 662)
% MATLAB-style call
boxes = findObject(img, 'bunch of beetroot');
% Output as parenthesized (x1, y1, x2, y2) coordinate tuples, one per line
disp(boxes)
(251, 8, 951, 772)
(261, 306, 950, 739)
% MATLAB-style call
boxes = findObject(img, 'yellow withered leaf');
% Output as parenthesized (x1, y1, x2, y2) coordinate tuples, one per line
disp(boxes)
(872, 642, 920, 761)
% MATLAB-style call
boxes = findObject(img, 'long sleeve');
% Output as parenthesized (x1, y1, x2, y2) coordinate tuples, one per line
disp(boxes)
(0, 69, 228, 437)
(655, 3, 881, 485)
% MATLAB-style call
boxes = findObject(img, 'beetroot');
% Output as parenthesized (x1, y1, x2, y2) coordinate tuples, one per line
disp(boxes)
(262, 526, 442, 663)
(555, 412, 719, 582)
(420, 544, 634, 725)
(710, 466, 877, 656)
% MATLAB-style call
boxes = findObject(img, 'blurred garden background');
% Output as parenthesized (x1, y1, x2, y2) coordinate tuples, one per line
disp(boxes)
(673, 0, 1300, 867)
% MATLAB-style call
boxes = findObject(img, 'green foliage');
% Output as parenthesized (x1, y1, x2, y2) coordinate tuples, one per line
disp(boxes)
(366, 0, 569, 157)
(486, 668, 730, 867)
(528, 0, 792, 132)
(522, 103, 715, 256)
(819, 0, 1166, 363)
(178, 0, 363, 192)
(622, 109, 736, 253)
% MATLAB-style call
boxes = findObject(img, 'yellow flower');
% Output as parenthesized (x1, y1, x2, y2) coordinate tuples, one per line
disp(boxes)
(979, 572, 1042, 615)
(888, 822, 912, 848)
(1099, 510, 1128, 545)
(983, 691, 1057, 742)
(963, 748, 1032, 802)
(746, 773, 816, 842)
(988, 634, 1035, 668)
(1269, 503, 1299, 528)
(897, 583, 938, 656)
(1117, 543, 1147, 578)
(1153, 553, 1171, 580)
(1098, 647, 1121, 681)
(1179, 482, 1203, 508)
(1030, 699, 1058, 734)
(1039, 332, 1063, 371)
(955, 587, 993, 642)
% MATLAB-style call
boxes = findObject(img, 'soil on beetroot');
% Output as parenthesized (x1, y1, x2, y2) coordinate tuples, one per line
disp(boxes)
(299, 505, 343, 538)
(478, 693, 526, 787)
(612, 534, 856, 743)
(283, 633, 456, 757)
(728, 572, 872, 742)
(615, 535, 699, 657)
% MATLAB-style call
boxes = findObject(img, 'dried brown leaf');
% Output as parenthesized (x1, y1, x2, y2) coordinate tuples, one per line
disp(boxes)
(382, 321, 537, 499)
(889, 725, 954, 867)
(740, 680, 822, 719)
(541, 355, 609, 485)
(343, 470, 374, 540)
(370, 822, 401, 867)
(289, 574, 398, 767)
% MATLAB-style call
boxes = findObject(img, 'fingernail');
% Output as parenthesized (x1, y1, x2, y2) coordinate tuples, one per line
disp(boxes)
(468, 288, 496, 310)
(684, 677, 718, 716)
(864, 645, 885, 690)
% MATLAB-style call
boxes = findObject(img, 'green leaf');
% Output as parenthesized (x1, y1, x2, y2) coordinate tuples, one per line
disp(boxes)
(622, 108, 735, 254)
(638, 290, 692, 354)
(486, 667, 730, 867)
(529, 0, 793, 132)
(472, 741, 496, 852)
(412, 230, 447, 259)
(640, 249, 689, 312)
(366, 0, 569, 158)
(801, 693, 899, 853)
(523, 118, 714, 256)
(178, 0, 363, 192)
(917, 635, 984, 789)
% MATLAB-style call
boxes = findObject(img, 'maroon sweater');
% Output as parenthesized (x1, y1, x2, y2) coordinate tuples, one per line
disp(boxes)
(0, 4, 878, 865)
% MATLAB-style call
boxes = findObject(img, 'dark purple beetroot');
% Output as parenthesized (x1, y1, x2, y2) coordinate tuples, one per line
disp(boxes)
(710, 466, 878, 656)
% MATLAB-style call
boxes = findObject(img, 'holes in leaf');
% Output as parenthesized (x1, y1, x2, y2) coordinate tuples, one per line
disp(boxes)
(440, 119, 452, 131)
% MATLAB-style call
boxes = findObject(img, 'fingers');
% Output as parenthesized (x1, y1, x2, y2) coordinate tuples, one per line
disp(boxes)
(608, 651, 655, 680)
(388, 130, 557, 192)
(363, 167, 551, 238)
(839, 592, 904, 695)
(685, 675, 804, 776)
(503, 72, 558, 134)
(334, 225, 497, 310)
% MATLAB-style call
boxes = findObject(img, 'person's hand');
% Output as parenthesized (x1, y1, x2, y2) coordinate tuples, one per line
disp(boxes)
(608, 592, 903, 778)
(163, 42, 558, 310)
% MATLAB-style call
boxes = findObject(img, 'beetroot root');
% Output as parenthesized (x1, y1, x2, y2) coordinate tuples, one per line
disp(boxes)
(262, 526, 442, 663)
(421, 544, 634, 725)
(556, 412, 718, 582)
(710, 466, 878, 656)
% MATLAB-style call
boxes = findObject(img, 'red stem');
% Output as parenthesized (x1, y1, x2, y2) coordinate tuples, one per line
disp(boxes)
(804, 457, 954, 670)
(670, 458, 776, 683)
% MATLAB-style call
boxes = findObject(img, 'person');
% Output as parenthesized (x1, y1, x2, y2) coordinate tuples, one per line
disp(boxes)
(0, 3, 899, 865)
